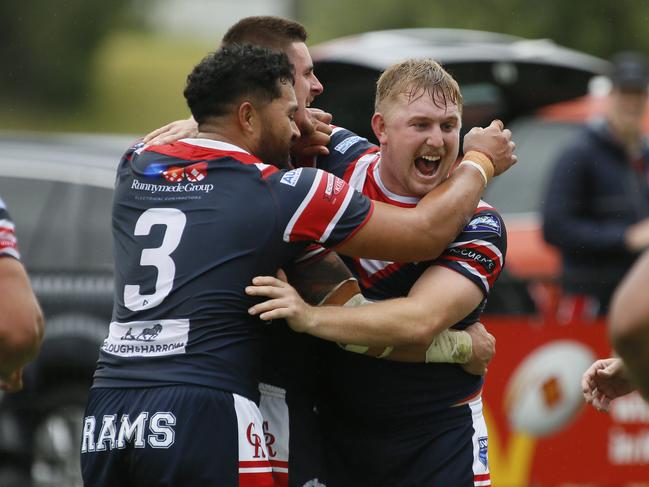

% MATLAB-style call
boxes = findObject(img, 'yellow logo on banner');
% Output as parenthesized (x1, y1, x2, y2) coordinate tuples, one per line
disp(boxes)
(483, 404, 536, 487)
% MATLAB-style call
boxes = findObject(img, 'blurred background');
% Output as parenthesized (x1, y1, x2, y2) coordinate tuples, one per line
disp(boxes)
(3, 0, 649, 134)
(2, 1, 649, 486)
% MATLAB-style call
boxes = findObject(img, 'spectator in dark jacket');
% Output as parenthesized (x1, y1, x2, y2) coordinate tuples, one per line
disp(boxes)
(543, 52, 649, 318)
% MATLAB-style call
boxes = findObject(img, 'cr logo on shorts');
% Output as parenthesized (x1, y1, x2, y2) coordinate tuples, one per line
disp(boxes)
(246, 422, 266, 459)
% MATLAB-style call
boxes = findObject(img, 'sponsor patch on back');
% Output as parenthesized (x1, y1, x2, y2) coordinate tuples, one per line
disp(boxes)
(102, 319, 189, 357)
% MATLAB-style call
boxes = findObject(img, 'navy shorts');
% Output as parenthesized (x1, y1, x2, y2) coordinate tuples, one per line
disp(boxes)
(81, 385, 274, 487)
(322, 397, 490, 487)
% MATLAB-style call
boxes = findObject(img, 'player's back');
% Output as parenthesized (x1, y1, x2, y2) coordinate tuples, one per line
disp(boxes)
(96, 140, 313, 402)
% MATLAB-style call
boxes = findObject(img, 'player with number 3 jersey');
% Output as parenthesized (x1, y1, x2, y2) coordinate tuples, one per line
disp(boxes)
(81, 46, 514, 486)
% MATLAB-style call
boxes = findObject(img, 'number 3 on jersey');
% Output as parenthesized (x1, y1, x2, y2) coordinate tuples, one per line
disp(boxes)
(124, 208, 187, 311)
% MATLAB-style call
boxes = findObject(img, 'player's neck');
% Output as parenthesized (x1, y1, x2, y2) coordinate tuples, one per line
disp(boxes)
(196, 124, 253, 154)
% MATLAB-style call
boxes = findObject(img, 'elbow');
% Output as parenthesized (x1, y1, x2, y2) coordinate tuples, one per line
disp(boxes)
(0, 310, 45, 362)
(417, 214, 460, 260)
(610, 316, 648, 358)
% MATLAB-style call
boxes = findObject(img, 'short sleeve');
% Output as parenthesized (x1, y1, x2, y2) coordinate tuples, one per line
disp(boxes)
(268, 167, 373, 248)
(317, 127, 379, 178)
(0, 197, 20, 260)
(435, 208, 507, 296)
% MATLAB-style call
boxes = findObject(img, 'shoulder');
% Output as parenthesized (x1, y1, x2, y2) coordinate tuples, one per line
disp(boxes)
(463, 203, 505, 239)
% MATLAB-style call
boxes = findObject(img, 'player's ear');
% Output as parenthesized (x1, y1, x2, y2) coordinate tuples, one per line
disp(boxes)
(371, 112, 388, 145)
(238, 101, 258, 136)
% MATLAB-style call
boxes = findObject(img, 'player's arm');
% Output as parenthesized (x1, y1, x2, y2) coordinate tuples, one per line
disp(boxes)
(143, 116, 198, 146)
(247, 265, 483, 352)
(581, 357, 635, 412)
(0, 256, 44, 392)
(335, 121, 515, 262)
(143, 108, 333, 163)
(284, 250, 354, 305)
(608, 250, 649, 401)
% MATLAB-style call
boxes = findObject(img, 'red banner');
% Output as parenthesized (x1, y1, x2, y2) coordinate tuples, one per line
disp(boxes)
(482, 316, 649, 486)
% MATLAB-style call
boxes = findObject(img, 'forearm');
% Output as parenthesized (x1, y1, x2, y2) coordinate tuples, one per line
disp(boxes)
(286, 251, 354, 305)
(337, 161, 485, 262)
(609, 251, 649, 399)
(412, 157, 489, 255)
(308, 297, 440, 347)
(0, 329, 42, 377)
(0, 260, 44, 377)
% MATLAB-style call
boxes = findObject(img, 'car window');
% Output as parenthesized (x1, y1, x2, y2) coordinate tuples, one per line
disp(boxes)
(0, 177, 113, 271)
(484, 118, 583, 215)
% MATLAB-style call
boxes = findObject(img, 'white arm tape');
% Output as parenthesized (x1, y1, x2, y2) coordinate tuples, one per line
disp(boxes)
(336, 292, 394, 358)
(458, 160, 488, 188)
(425, 329, 473, 364)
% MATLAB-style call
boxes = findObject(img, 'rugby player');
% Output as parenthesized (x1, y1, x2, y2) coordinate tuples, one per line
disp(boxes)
(0, 196, 44, 393)
(583, 249, 649, 410)
(142, 16, 512, 487)
(80, 44, 514, 486)
(248, 59, 506, 486)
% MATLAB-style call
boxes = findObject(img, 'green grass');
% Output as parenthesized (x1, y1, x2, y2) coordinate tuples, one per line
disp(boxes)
(0, 31, 214, 135)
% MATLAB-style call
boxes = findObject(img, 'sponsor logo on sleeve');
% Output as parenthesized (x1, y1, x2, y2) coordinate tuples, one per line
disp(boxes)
(280, 168, 303, 187)
(324, 173, 346, 201)
(334, 135, 365, 154)
(466, 214, 501, 236)
(448, 247, 495, 271)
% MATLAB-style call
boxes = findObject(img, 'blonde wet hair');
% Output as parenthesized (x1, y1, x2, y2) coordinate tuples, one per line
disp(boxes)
(375, 58, 463, 115)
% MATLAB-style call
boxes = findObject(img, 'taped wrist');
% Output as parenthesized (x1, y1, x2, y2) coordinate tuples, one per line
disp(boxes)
(424, 329, 473, 364)
(318, 278, 363, 306)
(321, 279, 394, 359)
(462, 151, 495, 184)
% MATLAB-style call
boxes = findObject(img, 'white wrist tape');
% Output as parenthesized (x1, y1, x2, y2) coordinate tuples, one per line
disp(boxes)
(336, 291, 394, 358)
(424, 329, 473, 364)
(343, 293, 371, 307)
(338, 343, 370, 354)
(458, 160, 488, 188)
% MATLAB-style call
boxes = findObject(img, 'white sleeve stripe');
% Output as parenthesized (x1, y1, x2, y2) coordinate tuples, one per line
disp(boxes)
(0, 219, 16, 231)
(0, 248, 20, 260)
(319, 185, 354, 243)
(360, 257, 392, 275)
(254, 162, 272, 172)
(447, 239, 504, 266)
(283, 170, 323, 242)
(457, 261, 490, 292)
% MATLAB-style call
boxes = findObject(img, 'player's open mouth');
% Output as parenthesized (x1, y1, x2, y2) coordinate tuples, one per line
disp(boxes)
(414, 155, 441, 178)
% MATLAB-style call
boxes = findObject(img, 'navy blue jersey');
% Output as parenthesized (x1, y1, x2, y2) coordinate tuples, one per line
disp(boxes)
(318, 128, 507, 422)
(93, 138, 372, 402)
(0, 197, 20, 260)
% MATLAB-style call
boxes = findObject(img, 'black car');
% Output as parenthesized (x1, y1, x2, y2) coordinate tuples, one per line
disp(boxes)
(0, 132, 133, 487)
(311, 28, 609, 141)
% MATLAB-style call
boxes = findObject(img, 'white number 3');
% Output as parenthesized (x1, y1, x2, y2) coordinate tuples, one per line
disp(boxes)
(124, 208, 187, 311)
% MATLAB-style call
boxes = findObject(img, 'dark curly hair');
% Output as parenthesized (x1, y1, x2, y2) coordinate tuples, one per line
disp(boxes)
(184, 44, 295, 124)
